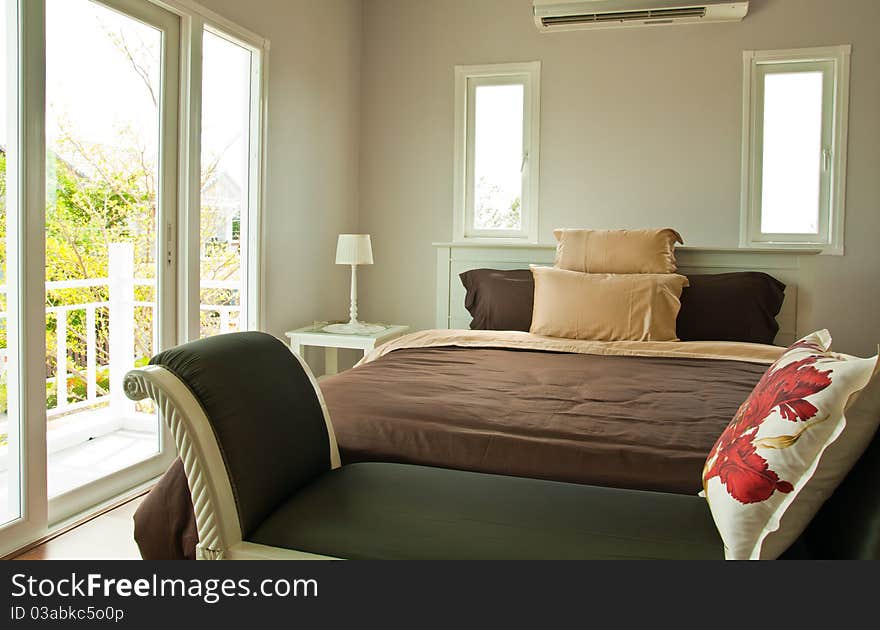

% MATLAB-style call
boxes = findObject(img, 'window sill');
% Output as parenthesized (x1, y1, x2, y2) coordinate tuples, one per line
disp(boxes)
(439, 239, 544, 248)
(453, 236, 539, 246)
(739, 242, 834, 256)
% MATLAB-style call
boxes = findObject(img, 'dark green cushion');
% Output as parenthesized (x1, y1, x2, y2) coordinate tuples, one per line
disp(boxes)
(150, 332, 332, 538)
(249, 463, 724, 560)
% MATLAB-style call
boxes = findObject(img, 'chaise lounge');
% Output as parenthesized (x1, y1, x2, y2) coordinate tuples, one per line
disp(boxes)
(124, 332, 880, 560)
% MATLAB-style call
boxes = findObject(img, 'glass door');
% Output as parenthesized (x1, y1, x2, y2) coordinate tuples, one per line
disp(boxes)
(0, 0, 20, 531)
(44, 0, 178, 521)
(199, 28, 257, 339)
(0, 0, 263, 557)
(0, 0, 49, 556)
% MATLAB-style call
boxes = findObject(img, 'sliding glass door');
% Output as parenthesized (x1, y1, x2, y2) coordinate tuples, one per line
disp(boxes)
(44, 0, 178, 521)
(199, 29, 256, 338)
(0, 0, 264, 558)
(0, 0, 21, 531)
(0, 0, 47, 554)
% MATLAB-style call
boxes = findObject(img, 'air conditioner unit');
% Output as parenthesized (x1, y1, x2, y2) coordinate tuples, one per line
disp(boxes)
(533, 0, 749, 32)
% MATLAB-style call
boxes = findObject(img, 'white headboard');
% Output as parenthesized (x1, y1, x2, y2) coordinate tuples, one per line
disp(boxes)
(435, 242, 819, 347)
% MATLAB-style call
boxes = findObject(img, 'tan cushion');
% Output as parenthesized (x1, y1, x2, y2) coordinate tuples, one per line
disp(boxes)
(529, 267, 688, 342)
(554, 228, 684, 274)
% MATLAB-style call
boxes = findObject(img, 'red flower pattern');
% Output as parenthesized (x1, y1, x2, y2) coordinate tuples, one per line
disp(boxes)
(787, 338, 828, 354)
(704, 355, 833, 504)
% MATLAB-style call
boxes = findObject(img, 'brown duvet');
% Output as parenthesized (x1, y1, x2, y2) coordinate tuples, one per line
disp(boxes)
(134, 345, 767, 559)
(324, 347, 766, 493)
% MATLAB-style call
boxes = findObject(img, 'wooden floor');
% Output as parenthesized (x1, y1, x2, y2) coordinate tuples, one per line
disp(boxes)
(12, 495, 145, 560)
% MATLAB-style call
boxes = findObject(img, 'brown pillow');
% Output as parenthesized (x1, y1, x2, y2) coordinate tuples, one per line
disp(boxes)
(460, 269, 534, 331)
(677, 272, 786, 345)
(529, 266, 688, 342)
(554, 228, 683, 274)
(458, 268, 787, 343)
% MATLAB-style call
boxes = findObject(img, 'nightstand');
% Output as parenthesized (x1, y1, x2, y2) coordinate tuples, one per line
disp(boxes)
(285, 323, 410, 377)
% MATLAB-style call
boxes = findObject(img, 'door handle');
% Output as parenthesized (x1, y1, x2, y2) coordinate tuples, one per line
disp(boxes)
(167, 222, 173, 265)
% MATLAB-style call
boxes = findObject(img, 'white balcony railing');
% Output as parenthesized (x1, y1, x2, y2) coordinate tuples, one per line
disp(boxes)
(0, 243, 242, 483)
(0, 242, 243, 419)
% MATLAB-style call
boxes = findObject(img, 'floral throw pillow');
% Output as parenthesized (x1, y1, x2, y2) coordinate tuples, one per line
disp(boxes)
(702, 330, 879, 560)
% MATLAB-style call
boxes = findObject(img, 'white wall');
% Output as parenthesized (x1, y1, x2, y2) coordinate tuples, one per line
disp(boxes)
(358, 0, 880, 356)
(198, 0, 363, 343)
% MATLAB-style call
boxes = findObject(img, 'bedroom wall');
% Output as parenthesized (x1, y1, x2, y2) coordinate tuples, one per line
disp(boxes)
(198, 0, 363, 342)
(357, 0, 880, 357)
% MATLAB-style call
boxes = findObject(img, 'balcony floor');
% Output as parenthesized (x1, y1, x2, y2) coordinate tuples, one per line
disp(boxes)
(1, 407, 158, 526)
(47, 426, 159, 497)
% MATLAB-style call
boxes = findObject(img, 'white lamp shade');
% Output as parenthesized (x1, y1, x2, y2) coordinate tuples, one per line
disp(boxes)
(335, 234, 374, 265)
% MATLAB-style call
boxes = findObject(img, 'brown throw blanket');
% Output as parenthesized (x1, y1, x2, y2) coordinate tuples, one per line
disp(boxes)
(134, 337, 774, 559)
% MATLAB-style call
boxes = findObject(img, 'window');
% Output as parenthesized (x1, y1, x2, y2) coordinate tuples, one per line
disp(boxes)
(454, 62, 540, 242)
(741, 46, 851, 254)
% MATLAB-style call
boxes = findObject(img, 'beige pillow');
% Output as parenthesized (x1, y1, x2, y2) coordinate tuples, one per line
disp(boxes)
(554, 228, 684, 274)
(529, 266, 688, 342)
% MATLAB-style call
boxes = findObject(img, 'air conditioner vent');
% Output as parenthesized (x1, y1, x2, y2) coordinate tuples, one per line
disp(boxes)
(541, 7, 707, 27)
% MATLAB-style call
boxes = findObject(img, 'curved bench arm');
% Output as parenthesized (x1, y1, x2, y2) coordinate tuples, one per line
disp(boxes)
(125, 366, 242, 560)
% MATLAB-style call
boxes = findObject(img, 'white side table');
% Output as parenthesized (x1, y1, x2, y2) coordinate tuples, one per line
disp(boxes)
(285, 323, 410, 377)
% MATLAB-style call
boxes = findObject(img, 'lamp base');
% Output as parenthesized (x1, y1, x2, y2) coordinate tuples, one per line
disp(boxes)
(322, 321, 387, 335)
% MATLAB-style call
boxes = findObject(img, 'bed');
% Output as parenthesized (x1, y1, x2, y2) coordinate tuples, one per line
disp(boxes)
(325, 332, 782, 492)
(133, 243, 818, 559)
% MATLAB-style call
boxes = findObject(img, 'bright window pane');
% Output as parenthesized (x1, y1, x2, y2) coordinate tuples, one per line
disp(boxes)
(200, 30, 252, 338)
(760, 71, 824, 234)
(0, 0, 21, 527)
(45, 0, 162, 497)
(473, 84, 523, 232)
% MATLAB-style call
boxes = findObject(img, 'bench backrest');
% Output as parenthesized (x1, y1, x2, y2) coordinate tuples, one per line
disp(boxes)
(150, 332, 338, 538)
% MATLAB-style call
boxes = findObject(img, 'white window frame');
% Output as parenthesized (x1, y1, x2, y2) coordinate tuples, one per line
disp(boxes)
(453, 62, 541, 243)
(740, 45, 851, 255)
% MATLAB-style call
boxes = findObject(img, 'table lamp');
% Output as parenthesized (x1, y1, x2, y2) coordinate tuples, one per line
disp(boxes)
(323, 234, 386, 334)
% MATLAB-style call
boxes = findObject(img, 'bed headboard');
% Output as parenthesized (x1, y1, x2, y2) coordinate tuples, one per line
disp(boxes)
(434, 242, 818, 347)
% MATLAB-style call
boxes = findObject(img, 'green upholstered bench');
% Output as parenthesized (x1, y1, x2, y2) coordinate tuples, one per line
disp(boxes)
(124, 332, 879, 560)
(249, 463, 723, 560)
